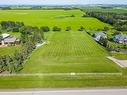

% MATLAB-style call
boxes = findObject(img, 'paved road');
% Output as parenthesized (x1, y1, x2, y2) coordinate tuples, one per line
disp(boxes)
(0, 89, 127, 95)
(107, 56, 127, 68)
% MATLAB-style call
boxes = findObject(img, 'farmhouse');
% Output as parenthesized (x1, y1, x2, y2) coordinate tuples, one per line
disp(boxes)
(94, 32, 107, 41)
(113, 34, 127, 44)
(0, 33, 20, 46)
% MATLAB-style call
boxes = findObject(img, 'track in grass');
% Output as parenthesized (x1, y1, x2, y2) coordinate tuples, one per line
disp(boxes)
(21, 31, 120, 73)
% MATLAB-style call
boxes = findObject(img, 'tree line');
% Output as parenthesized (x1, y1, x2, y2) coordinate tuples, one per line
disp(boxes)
(0, 21, 44, 73)
(86, 11, 127, 31)
(0, 21, 86, 33)
(1, 21, 24, 32)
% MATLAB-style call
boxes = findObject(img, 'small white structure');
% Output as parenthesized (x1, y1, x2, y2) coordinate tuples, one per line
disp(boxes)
(94, 32, 107, 41)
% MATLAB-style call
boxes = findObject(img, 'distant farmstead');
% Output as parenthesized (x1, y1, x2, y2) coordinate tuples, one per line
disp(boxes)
(113, 34, 127, 44)
(0, 33, 20, 46)
(94, 32, 107, 41)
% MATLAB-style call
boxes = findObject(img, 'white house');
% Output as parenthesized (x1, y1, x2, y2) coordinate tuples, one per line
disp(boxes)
(94, 32, 107, 42)
(0, 33, 20, 46)
(113, 34, 127, 44)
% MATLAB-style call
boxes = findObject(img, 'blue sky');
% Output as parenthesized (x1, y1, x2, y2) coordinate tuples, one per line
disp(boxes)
(0, 0, 127, 5)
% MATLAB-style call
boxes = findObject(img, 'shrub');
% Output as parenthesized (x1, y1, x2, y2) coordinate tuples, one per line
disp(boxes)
(40, 26, 50, 32)
(52, 26, 61, 32)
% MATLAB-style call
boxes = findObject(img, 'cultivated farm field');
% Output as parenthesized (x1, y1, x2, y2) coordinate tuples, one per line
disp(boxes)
(0, 10, 111, 30)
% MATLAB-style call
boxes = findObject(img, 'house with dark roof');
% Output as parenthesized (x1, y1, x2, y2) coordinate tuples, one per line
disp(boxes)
(113, 34, 127, 44)
(94, 32, 107, 42)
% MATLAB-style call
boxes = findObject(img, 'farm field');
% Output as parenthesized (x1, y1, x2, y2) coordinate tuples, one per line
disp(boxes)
(0, 10, 111, 30)
(21, 31, 120, 73)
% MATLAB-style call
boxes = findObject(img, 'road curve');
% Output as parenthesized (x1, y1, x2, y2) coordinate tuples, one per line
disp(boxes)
(0, 89, 127, 95)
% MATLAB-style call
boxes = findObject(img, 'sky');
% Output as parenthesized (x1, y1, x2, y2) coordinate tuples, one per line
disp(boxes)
(0, 0, 127, 5)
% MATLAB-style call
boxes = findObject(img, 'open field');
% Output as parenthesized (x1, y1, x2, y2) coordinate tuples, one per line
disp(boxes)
(0, 10, 111, 30)
(0, 9, 127, 88)
(21, 31, 120, 73)
(0, 10, 111, 56)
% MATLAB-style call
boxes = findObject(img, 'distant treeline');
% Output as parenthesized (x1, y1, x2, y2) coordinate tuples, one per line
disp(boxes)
(86, 11, 127, 31)
(0, 6, 79, 10)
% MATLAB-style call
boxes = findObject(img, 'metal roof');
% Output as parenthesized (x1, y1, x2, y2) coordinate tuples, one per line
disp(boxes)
(4, 36, 17, 43)
(95, 32, 107, 37)
(1, 33, 10, 39)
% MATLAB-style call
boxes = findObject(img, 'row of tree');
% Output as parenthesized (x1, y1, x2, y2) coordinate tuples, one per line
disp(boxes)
(40, 26, 85, 32)
(86, 11, 127, 31)
(0, 21, 86, 32)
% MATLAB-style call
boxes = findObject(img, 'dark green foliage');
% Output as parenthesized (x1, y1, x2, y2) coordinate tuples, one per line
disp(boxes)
(0, 35, 2, 43)
(99, 37, 108, 47)
(0, 56, 6, 72)
(114, 21, 127, 31)
(113, 31, 121, 36)
(78, 26, 85, 31)
(52, 26, 61, 31)
(123, 45, 127, 49)
(40, 26, 50, 32)
(86, 11, 127, 31)
(103, 26, 109, 31)
(65, 26, 71, 31)
(1, 7, 11, 10)
(1, 21, 24, 32)
(70, 15, 75, 17)
(82, 14, 87, 17)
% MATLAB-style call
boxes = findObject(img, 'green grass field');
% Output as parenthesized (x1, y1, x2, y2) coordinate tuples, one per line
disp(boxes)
(0, 10, 111, 30)
(0, 10, 111, 56)
(111, 52, 127, 60)
(0, 75, 127, 88)
(0, 45, 20, 56)
(0, 9, 127, 88)
(21, 31, 120, 73)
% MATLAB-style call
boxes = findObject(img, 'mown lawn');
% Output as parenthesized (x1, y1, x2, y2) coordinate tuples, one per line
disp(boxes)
(111, 52, 127, 60)
(0, 75, 127, 88)
(21, 31, 120, 73)
(0, 45, 21, 56)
